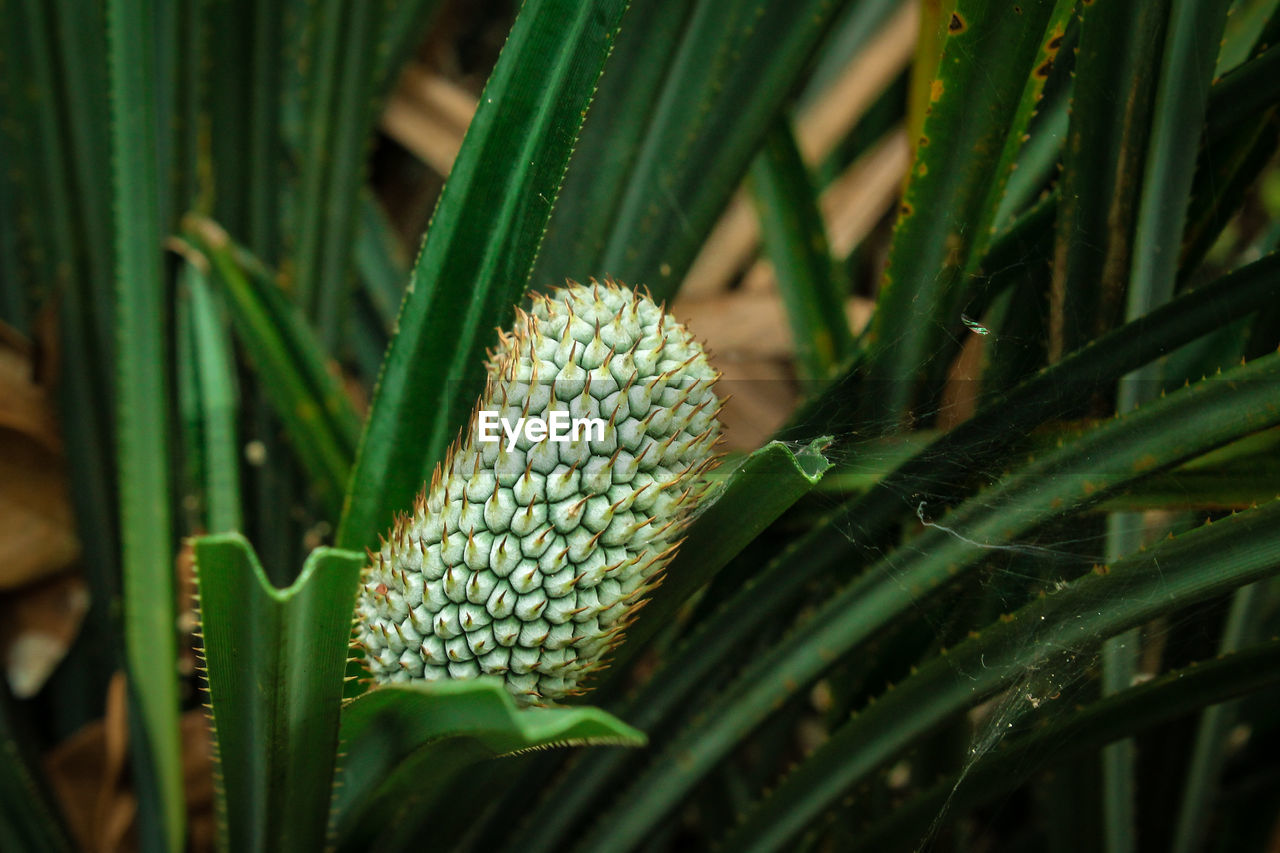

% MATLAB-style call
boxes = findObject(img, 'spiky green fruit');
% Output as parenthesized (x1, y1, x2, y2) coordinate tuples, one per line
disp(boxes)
(354, 281, 722, 704)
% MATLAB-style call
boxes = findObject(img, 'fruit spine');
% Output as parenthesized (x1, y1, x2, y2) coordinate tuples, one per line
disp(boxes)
(353, 280, 722, 704)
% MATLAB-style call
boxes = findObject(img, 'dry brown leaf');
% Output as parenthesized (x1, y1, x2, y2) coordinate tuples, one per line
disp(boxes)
(714, 358, 799, 451)
(740, 129, 910, 293)
(381, 95, 466, 176)
(0, 432, 81, 591)
(681, 190, 760, 300)
(793, 3, 919, 162)
(681, 3, 919, 298)
(380, 65, 477, 176)
(175, 541, 200, 683)
(936, 330, 985, 431)
(45, 674, 134, 853)
(379, 9, 918, 301)
(0, 324, 61, 447)
(676, 291, 796, 360)
(45, 673, 215, 853)
(0, 325, 80, 592)
(0, 572, 89, 698)
(672, 294, 796, 449)
(676, 290, 873, 449)
(818, 129, 912, 259)
(399, 64, 477, 132)
(676, 290, 872, 358)
(0, 322, 84, 697)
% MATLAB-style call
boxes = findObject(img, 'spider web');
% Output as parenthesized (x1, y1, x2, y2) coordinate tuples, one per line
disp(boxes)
(698, 294, 1246, 850)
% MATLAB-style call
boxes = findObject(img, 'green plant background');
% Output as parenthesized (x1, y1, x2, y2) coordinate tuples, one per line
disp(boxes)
(2, 0, 1279, 851)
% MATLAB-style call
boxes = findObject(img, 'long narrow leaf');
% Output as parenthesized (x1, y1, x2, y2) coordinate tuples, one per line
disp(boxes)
(530, 0, 691, 290)
(1125, 0, 1231, 328)
(862, 0, 1068, 427)
(618, 256, 1280, 788)
(1179, 7, 1280, 276)
(851, 637, 1280, 852)
(576, 350, 1280, 852)
(177, 259, 243, 533)
(1170, 581, 1270, 853)
(1204, 40, 1280, 143)
(722, 511, 1280, 853)
(290, 0, 348, 326)
(604, 437, 834, 680)
(0, 684, 74, 852)
(292, 0, 433, 347)
(332, 680, 643, 850)
(337, 0, 630, 551)
(0, 5, 122, 694)
(597, 0, 861, 301)
(49, 0, 114, 360)
(1104, 4, 1233, 845)
(195, 533, 364, 853)
(244, 0, 284, 261)
(1051, 0, 1170, 358)
(786, 251, 1280, 530)
(107, 0, 183, 846)
(750, 121, 853, 380)
(991, 68, 1070, 231)
(355, 191, 411, 331)
(494, 437, 833, 853)
(185, 216, 361, 518)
